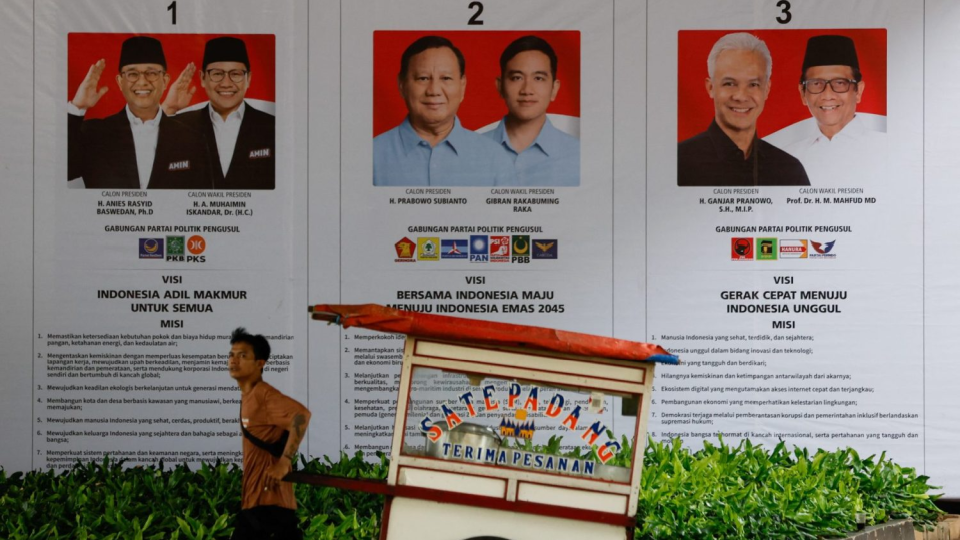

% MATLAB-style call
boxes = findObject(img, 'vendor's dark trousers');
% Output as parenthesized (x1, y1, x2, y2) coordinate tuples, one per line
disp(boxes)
(231, 505, 303, 540)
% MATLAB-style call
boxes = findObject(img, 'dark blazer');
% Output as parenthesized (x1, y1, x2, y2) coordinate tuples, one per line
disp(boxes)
(68, 108, 213, 189)
(678, 120, 810, 187)
(176, 102, 275, 190)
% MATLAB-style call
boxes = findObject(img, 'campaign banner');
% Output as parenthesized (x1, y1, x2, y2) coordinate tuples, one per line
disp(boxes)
(0, 0, 954, 499)
(644, 0, 924, 471)
(328, 0, 616, 457)
(32, 0, 307, 469)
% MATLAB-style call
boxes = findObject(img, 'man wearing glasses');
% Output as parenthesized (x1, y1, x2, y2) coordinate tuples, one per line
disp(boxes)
(678, 32, 809, 186)
(164, 37, 275, 190)
(781, 35, 886, 186)
(68, 36, 211, 189)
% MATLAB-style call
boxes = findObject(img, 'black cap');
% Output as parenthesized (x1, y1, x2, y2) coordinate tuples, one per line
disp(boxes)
(119, 36, 166, 70)
(203, 37, 250, 70)
(802, 35, 859, 74)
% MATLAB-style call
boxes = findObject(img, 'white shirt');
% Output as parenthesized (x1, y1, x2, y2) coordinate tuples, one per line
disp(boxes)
(124, 106, 163, 189)
(209, 101, 245, 176)
(782, 115, 888, 188)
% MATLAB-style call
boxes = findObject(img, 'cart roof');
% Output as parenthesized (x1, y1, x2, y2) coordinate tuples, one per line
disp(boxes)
(311, 304, 679, 364)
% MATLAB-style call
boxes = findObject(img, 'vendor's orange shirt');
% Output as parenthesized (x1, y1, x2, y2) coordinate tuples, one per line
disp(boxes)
(240, 381, 308, 510)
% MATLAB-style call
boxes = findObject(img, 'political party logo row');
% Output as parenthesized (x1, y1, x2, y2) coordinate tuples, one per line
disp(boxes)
(139, 235, 207, 262)
(731, 238, 836, 261)
(395, 235, 557, 263)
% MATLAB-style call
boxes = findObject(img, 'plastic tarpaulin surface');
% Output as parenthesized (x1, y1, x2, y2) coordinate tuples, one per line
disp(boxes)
(311, 304, 678, 364)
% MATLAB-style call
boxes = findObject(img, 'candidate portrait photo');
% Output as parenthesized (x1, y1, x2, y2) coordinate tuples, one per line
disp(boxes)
(67, 33, 277, 190)
(676, 29, 886, 188)
(371, 30, 581, 188)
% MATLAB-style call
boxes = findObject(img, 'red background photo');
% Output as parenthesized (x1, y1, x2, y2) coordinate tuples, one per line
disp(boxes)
(68, 33, 276, 120)
(373, 31, 580, 137)
(677, 29, 886, 141)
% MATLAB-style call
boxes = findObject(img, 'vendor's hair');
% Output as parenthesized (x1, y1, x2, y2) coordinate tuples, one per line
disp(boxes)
(399, 36, 465, 79)
(499, 35, 558, 79)
(230, 327, 271, 362)
(707, 32, 772, 81)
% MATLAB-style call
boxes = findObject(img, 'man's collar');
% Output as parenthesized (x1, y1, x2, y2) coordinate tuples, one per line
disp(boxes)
(493, 116, 560, 156)
(209, 100, 246, 124)
(399, 116, 464, 155)
(491, 118, 510, 147)
(529, 117, 562, 156)
(818, 114, 866, 142)
(125, 105, 162, 126)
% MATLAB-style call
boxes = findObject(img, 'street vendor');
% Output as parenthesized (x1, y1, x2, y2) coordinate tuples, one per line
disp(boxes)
(228, 327, 311, 540)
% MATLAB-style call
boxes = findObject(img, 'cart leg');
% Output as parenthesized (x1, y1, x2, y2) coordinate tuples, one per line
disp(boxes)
(379, 496, 393, 540)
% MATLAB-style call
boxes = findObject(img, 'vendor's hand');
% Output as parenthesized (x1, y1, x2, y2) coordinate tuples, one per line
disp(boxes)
(161, 62, 196, 116)
(71, 59, 109, 110)
(264, 458, 292, 490)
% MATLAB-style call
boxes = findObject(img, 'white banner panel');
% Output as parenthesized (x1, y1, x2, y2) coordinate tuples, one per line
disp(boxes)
(31, 0, 308, 469)
(332, 0, 617, 455)
(922, 0, 960, 498)
(0, 0, 36, 472)
(645, 0, 924, 469)
(0, 0, 954, 498)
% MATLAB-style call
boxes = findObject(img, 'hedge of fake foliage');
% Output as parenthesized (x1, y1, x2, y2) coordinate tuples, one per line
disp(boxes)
(0, 438, 943, 540)
(637, 438, 942, 539)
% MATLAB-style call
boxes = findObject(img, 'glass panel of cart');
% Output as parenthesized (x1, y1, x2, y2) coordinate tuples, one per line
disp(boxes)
(401, 366, 640, 483)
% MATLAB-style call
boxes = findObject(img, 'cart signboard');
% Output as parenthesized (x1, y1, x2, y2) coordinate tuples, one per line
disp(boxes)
(309, 304, 678, 540)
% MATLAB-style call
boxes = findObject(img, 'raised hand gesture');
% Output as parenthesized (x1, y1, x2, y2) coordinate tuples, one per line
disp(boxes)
(162, 62, 197, 115)
(71, 59, 109, 110)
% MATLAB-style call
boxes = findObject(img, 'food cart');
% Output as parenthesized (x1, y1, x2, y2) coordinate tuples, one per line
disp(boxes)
(299, 304, 678, 540)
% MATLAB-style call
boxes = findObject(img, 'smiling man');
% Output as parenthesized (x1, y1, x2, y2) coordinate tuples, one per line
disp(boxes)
(163, 37, 275, 190)
(373, 35, 516, 186)
(67, 36, 212, 189)
(229, 327, 310, 540)
(485, 35, 579, 186)
(780, 35, 886, 186)
(677, 32, 809, 186)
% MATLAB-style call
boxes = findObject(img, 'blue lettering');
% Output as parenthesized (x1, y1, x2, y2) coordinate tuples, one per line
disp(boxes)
(485, 448, 497, 463)
(482, 385, 500, 411)
(441, 403, 463, 429)
(571, 460, 581, 473)
(534, 454, 544, 468)
(562, 405, 582, 430)
(512, 450, 523, 465)
(453, 444, 462, 458)
(584, 461, 595, 476)
(442, 443, 451, 456)
(544, 456, 555, 471)
(508, 383, 522, 408)
(523, 386, 540, 412)
(522, 453, 532, 467)
(545, 393, 565, 417)
(458, 391, 477, 416)
(557, 457, 568, 472)
(464, 446, 474, 460)
(498, 449, 509, 465)
(580, 420, 607, 445)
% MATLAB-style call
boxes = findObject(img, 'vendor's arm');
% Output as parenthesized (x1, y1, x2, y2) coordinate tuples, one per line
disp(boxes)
(264, 408, 311, 487)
